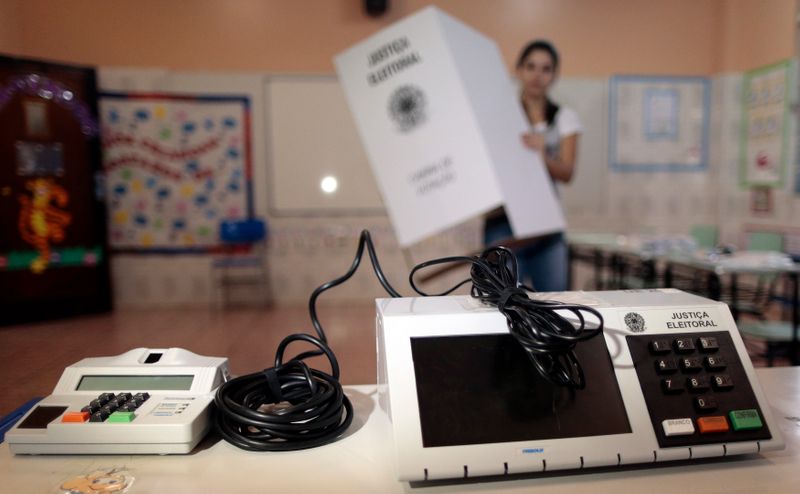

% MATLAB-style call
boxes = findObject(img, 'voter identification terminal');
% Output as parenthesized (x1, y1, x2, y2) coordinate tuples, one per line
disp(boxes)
(6, 348, 229, 454)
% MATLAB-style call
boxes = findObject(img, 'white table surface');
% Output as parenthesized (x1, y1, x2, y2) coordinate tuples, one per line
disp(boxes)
(2, 367, 799, 493)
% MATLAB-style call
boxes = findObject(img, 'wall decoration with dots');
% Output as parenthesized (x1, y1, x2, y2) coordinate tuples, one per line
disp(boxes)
(100, 93, 252, 251)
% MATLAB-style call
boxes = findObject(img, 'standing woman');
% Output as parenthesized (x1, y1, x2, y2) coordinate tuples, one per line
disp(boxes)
(484, 39, 582, 292)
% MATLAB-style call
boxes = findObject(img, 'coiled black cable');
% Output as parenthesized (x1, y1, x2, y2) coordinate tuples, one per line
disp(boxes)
(409, 245, 604, 389)
(214, 231, 401, 451)
(215, 231, 604, 452)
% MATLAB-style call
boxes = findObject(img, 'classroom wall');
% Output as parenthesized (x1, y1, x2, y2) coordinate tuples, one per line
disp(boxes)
(3, 1, 798, 306)
(718, 0, 797, 72)
(2, 0, 791, 77)
(0, 0, 21, 53)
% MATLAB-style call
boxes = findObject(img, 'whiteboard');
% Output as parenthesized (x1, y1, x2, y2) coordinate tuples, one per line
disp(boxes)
(265, 76, 385, 215)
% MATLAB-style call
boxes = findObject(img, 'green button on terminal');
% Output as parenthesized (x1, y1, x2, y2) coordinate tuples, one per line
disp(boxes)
(107, 411, 136, 423)
(729, 409, 762, 431)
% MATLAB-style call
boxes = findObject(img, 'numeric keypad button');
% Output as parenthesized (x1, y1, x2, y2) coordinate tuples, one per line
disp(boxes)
(90, 410, 110, 422)
(650, 339, 671, 354)
(680, 357, 703, 372)
(705, 355, 726, 370)
(662, 378, 684, 393)
(695, 395, 718, 411)
(687, 375, 710, 392)
(712, 374, 734, 390)
(698, 336, 719, 352)
(673, 337, 695, 353)
(655, 358, 678, 374)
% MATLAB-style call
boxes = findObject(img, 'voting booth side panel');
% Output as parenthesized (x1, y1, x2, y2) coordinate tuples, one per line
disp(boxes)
(435, 12, 565, 239)
(334, 7, 505, 246)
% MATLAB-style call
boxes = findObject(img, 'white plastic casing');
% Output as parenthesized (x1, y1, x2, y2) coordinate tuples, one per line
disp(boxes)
(376, 289, 784, 481)
(7, 347, 229, 454)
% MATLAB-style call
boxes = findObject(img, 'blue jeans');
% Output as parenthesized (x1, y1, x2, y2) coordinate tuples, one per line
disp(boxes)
(483, 216, 568, 292)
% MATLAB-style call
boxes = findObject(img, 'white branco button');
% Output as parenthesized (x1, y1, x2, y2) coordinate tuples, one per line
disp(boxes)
(662, 418, 695, 436)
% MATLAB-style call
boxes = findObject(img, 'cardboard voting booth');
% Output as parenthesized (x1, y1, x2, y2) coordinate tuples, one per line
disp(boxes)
(334, 6, 564, 247)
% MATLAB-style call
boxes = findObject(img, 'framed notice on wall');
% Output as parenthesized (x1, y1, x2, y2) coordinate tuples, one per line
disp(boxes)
(609, 75, 710, 172)
(739, 60, 792, 188)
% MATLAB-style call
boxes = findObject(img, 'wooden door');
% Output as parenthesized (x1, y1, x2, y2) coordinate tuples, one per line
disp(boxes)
(0, 55, 110, 325)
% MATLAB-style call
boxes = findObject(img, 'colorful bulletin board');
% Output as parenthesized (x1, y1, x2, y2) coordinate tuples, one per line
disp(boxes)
(739, 60, 792, 188)
(609, 76, 710, 172)
(100, 93, 252, 251)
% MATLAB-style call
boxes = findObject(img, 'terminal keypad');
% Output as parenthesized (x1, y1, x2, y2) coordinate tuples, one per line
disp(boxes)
(67, 392, 149, 424)
(627, 331, 771, 448)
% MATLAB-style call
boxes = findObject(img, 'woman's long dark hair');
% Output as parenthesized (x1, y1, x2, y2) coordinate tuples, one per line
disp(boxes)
(517, 39, 560, 126)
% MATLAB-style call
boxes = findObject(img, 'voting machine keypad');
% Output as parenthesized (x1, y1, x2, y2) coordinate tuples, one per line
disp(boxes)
(61, 392, 150, 424)
(627, 331, 771, 448)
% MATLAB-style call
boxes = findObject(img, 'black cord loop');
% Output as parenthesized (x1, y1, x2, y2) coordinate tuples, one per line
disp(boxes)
(214, 230, 399, 451)
(410, 245, 604, 389)
(215, 230, 605, 453)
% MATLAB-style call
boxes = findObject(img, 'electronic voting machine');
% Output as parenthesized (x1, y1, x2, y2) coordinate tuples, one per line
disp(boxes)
(376, 289, 785, 481)
(6, 347, 229, 454)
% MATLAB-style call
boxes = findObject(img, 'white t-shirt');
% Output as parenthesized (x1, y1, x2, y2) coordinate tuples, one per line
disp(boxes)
(531, 106, 582, 161)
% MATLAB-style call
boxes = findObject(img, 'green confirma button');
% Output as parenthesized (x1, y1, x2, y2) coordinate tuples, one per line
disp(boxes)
(729, 409, 762, 431)
(107, 411, 136, 423)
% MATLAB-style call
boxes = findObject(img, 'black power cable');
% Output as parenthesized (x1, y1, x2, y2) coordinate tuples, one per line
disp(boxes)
(409, 245, 604, 389)
(215, 230, 604, 452)
(214, 230, 400, 451)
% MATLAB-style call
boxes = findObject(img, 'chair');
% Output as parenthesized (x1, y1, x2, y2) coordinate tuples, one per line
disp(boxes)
(736, 231, 790, 366)
(747, 231, 783, 252)
(738, 320, 796, 366)
(211, 218, 271, 308)
(734, 232, 784, 316)
(689, 224, 718, 250)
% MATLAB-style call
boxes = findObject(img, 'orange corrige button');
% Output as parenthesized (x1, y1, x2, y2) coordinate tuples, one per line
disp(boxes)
(62, 411, 90, 423)
(697, 416, 729, 434)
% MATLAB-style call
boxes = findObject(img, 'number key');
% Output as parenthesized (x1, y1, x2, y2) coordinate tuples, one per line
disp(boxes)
(662, 378, 684, 393)
(90, 410, 110, 422)
(680, 356, 703, 372)
(97, 393, 115, 403)
(655, 358, 678, 374)
(705, 355, 726, 370)
(698, 336, 719, 352)
(713, 374, 734, 390)
(650, 339, 671, 354)
(695, 395, 718, 411)
(673, 337, 695, 353)
(687, 375, 710, 392)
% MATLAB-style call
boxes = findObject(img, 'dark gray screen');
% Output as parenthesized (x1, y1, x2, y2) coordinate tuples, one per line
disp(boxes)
(410, 333, 631, 447)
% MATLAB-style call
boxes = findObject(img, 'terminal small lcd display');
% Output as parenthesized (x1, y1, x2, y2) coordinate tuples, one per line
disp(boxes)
(411, 333, 631, 447)
(76, 375, 194, 391)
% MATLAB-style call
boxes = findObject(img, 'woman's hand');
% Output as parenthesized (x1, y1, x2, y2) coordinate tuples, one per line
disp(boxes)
(521, 132, 544, 151)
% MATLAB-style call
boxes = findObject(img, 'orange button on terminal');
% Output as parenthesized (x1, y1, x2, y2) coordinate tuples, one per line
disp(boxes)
(62, 411, 90, 423)
(697, 416, 729, 434)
